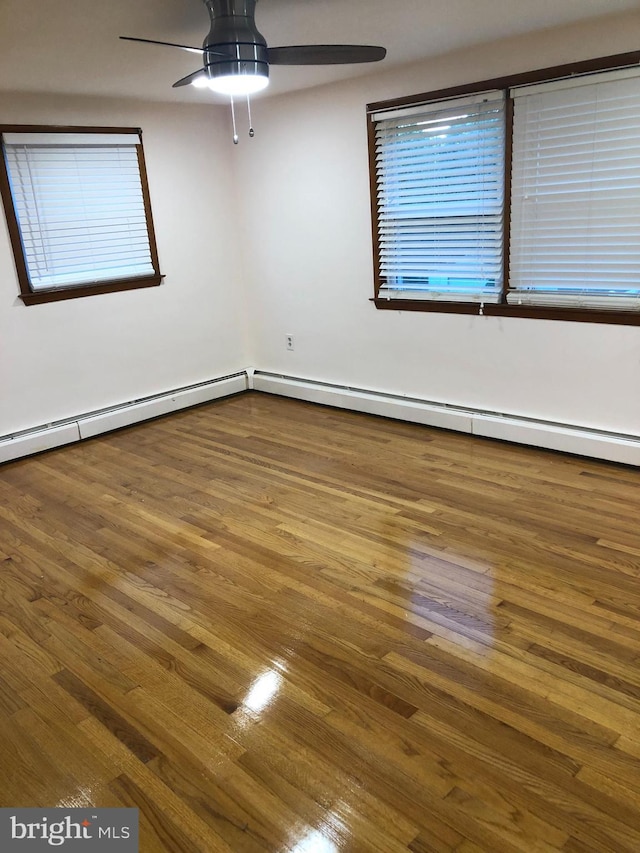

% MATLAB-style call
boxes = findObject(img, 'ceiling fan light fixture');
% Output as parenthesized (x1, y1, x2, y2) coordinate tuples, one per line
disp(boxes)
(123, 0, 386, 142)
(205, 71, 269, 96)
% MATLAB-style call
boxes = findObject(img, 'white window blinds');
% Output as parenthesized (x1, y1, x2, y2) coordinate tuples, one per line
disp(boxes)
(2, 131, 156, 291)
(509, 69, 640, 310)
(372, 92, 505, 302)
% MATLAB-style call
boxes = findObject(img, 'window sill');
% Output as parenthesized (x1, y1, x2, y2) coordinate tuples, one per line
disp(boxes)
(19, 274, 164, 305)
(371, 298, 640, 326)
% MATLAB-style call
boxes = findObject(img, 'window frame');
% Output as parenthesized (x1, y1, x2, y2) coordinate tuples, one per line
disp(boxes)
(0, 124, 163, 305)
(367, 49, 640, 325)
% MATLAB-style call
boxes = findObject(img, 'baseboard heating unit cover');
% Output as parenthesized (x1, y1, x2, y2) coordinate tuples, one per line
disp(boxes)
(0, 372, 248, 464)
(253, 372, 640, 466)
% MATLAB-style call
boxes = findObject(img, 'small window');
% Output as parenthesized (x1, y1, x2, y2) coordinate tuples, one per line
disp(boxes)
(0, 126, 162, 304)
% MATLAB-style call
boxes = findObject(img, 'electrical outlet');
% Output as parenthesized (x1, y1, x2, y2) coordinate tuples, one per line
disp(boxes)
(286, 334, 294, 351)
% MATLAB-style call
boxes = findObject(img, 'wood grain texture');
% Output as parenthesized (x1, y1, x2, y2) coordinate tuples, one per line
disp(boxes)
(0, 391, 639, 851)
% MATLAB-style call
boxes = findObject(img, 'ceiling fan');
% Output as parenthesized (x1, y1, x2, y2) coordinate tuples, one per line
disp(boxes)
(121, 0, 386, 140)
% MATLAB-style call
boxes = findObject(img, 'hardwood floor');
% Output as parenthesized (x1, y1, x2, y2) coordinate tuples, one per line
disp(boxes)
(0, 391, 639, 852)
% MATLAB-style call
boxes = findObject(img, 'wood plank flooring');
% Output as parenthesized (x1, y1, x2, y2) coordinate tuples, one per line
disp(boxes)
(0, 392, 639, 851)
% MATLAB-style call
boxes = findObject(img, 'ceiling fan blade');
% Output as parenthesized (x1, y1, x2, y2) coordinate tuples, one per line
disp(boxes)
(267, 44, 386, 66)
(172, 69, 207, 88)
(119, 36, 203, 56)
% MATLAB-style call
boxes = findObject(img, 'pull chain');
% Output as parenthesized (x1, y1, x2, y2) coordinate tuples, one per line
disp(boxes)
(247, 94, 255, 138)
(230, 94, 239, 145)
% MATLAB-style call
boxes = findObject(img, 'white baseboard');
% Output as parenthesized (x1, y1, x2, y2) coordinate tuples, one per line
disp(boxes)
(253, 372, 640, 466)
(3, 368, 638, 467)
(470, 414, 640, 464)
(77, 374, 247, 439)
(0, 372, 248, 464)
(0, 423, 82, 465)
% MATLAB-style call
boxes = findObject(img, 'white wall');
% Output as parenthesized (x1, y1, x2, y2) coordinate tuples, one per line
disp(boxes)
(0, 92, 247, 436)
(3, 12, 640, 443)
(236, 11, 640, 436)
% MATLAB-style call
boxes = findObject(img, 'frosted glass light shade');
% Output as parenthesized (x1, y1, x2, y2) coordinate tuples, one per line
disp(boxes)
(206, 73, 269, 96)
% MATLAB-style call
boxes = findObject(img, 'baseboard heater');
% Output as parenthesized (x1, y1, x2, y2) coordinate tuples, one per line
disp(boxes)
(253, 371, 640, 467)
(2, 369, 638, 467)
(0, 372, 248, 465)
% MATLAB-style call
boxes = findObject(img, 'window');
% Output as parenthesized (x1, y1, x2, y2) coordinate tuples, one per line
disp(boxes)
(509, 69, 640, 311)
(0, 126, 162, 304)
(371, 93, 505, 304)
(368, 50, 640, 324)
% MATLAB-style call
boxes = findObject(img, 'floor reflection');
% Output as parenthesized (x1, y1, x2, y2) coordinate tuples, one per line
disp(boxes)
(243, 670, 283, 714)
(291, 826, 340, 853)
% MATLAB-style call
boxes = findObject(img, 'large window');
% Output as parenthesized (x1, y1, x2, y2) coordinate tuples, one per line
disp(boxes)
(368, 51, 640, 324)
(0, 126, 162, 305)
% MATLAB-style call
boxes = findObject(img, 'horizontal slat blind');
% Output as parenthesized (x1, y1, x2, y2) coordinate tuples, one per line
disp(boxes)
(509, 71, 640, 309)
(373, 93, 505, 302)
(3, 133, 155, 290)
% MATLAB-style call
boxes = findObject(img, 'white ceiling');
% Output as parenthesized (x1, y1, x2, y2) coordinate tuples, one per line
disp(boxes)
(1, 0, 639, 104)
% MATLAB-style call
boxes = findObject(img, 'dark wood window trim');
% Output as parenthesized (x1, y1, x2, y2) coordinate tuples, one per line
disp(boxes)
(367, 50, 640, 326)
(18, 275, 163, 306)
(0, 125, 164, 306)
(370, 298, 640, 326)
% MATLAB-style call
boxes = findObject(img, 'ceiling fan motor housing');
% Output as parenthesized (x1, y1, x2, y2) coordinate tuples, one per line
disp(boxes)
(203, 0, 269, 83)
